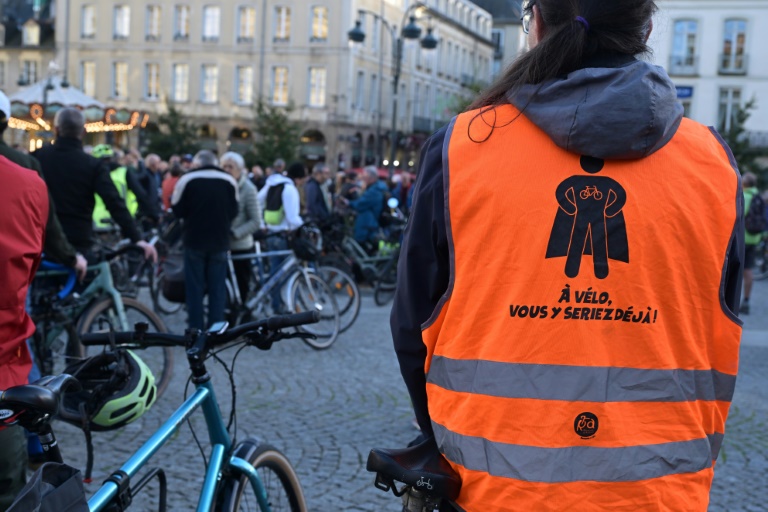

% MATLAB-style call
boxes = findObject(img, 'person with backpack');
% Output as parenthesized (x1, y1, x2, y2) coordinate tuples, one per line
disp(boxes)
(741, 172, 766, 314)
(256, 161, 307, 312)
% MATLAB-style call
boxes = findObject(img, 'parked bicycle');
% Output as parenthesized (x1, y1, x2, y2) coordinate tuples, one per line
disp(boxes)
(1, 312, 320, 512)
(30, 247, 173, 397)
(226, 228, 341, 349)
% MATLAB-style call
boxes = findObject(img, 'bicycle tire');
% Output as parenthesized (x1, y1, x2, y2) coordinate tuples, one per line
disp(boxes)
(288, 273, 340, 350)
(754, 240, 768, 280)
(151, 271, 185, 315)
(216, 440, 307, 512)
(318, 252, 355, 279)
(373, 248, 399, 307)
(76, 296, 174, 397)
(318, 266, 361, 333)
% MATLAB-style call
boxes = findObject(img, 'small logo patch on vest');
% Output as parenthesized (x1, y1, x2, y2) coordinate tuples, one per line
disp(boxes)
(574, 412, 599, 439)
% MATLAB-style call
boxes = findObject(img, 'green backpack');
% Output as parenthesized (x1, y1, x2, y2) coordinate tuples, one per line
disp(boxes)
(264, 183, 286, 226)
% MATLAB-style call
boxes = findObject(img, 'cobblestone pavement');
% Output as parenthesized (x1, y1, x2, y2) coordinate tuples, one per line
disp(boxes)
(52, 280, 768, 511)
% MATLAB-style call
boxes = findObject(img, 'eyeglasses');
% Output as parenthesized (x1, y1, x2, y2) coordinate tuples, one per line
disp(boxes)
(521, 0, 536, 35)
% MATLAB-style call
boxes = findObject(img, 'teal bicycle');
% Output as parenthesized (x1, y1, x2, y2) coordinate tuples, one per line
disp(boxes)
(31, 247, 173, 396)
(1, 312, 319, 511)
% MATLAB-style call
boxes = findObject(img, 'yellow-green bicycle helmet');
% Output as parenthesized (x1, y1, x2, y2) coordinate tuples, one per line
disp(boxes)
(61, 349, 156, 431)
(92, 144, 115, 159)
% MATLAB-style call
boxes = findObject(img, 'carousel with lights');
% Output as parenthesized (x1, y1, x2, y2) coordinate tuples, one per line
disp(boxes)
(7, 74, 149, 152)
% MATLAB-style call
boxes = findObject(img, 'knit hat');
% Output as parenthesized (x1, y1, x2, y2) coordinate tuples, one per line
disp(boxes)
(286, 162, 307, 180)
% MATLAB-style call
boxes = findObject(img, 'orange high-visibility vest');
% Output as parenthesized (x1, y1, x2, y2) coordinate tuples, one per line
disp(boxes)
(422, 106, 742, 511)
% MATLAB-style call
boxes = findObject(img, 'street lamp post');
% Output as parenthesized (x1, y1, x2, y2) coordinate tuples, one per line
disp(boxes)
(348, 2, 437, 180)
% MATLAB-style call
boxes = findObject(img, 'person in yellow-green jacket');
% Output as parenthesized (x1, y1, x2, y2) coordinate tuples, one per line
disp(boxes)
(91, 144, 158, 229)
(741, 172, 765, 314)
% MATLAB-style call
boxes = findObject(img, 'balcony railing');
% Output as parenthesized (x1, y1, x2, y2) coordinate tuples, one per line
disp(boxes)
(668, 55, 698, 76)
(719, 54, 748, 75)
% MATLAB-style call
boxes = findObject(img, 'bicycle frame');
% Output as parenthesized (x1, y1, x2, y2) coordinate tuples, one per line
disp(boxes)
(229, 250, 313, 312)
(87, 377, 272, 512)
(33, 261, 128, 350)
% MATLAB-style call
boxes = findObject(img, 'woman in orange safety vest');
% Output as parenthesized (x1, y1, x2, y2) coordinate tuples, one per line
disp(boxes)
(391, 0, 745, 510)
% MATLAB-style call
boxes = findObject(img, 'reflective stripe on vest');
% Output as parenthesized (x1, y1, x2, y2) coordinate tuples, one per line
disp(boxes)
(422, 108, 742, 511)
(93, 167, 138, 227)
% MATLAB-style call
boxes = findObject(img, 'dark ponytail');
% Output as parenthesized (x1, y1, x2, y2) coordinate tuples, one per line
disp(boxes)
(469, 0, 657, 110)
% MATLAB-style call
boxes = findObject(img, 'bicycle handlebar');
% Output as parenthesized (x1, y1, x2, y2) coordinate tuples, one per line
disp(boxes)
(39, 260, 77, 299)
(79, 311, 321, 348)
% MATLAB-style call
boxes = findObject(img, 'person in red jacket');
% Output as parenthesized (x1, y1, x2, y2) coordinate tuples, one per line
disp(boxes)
(0, 155, 49, 510)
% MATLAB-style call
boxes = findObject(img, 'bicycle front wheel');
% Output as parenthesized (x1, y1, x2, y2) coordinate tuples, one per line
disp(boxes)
(216, 440, 307, 512)
(288, 273, 340, 350)
(151, 271, 185, 315)
(76, 297, 174, 397)
(373, 247, 400, 307)
(318, 266, 360, 333)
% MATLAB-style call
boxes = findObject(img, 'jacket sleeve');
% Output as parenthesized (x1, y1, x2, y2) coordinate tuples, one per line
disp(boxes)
(390, 126, 451, 437)
(127, 169, 159, 220)
(94, 162, 142, 242)
(283, 184, 303, 230)
(349, 187, 378, 213)
(232, 185, 260, 239)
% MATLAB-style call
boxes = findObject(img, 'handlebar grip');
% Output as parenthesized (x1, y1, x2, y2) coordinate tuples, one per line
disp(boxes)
(79, 332, 136, 346)
(39, 260, 77, 299)
(265, 311, 320, 330)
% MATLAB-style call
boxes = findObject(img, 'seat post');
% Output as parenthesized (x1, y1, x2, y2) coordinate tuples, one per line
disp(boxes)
(35, 423, 63, 463)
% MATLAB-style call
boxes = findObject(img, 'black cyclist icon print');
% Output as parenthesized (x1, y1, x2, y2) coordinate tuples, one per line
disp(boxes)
(545, 156, 629, 279)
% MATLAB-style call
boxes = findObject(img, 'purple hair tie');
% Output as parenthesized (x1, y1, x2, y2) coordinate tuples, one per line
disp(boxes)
(575, 16, 590, 32)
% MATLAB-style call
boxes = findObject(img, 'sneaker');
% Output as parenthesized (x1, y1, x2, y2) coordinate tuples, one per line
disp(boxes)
(740, 301, 750, 315)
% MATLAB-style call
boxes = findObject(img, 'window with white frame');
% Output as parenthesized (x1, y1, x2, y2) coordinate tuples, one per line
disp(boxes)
(172, 63, 189, 101)
(201, 64, 219, 102)
(424, 84, 431, 117)
(114, 6, 130, 40)
(81, 5, 95, 38)
(370, 73, 378, 113)
(112, 62, 128, 98)
(308, 67, 326, 107)
(238, 6, 257, 42)
(175, 5, 190, 39)
(311, 6, 328, 42)
(236, 65, 254, 104)
(372, 16, 380, 52)
(414, 81, 420, 116)
(81, 61, 96, 97)
(146, 5, 161, 40)
(22, 60, 38, 84)
(145, 63, 160, 100)
(272, 66, 289, 105)
(670, 20, 698, 75)
(274, 6, 291, 41)
(721, 19, 747, 74)
(23, 22, 40, 45)
(355, 71, 365, 110)
(718, 87, 741, 132)
(203, 6, 221, 41)
(0, 61, 6, 86)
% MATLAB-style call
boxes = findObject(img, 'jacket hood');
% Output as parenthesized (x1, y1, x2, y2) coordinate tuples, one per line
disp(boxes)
(265, 174, 294, 187)
(507, 58, 683, 160)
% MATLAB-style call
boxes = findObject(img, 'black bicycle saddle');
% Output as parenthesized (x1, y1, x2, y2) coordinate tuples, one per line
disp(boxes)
(367, 436, 461, 501)
(0, 374, 80, 428)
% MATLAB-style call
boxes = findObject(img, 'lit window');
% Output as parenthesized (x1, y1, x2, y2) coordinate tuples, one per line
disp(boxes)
(172, 63, 189, 102)
(146, 5, 162, 41)
(203, 6, 220, 41)
(272, 66, 289, 105)
(145, 63, 160, 100)
(81, 5, 96, 38)
(114, 6, 130, 40)
(238, 7, 257, 42)
(81, 61, 96, 97)
(309, 67, 326, 107)
(201, 64, 219, 103)
(175, 5, 190, 40)
(275, 6, 291, 41)
(311, 6, 328, 42)
(236, 66, 254, 104)
(112, 62, 129, 98)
